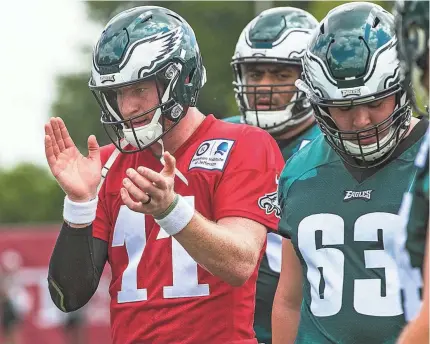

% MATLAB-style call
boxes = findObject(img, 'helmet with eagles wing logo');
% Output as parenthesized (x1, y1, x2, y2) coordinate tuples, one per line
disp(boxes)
(297, 2, 411, 168)
(89, 6, 206, 153)
(232, 7, 318, 135)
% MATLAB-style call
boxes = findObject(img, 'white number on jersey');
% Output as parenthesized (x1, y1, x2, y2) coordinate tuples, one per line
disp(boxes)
(396, 192, 423, 321)
(266, 232, 282, 274)
(112, 196, 210, 303)
(298, 212, 403, 317)
(265, 138, 312, 274)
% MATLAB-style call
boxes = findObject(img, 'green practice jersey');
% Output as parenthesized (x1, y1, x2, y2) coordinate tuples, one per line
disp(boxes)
(397, 128, 429, 321)
(223, 116, 243, 124)
(278, 121, 428, 344)
(224, 115, 320, 344)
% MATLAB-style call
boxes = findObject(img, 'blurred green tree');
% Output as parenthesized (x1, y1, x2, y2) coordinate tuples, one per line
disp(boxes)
(4, 1, 402, 225)
(308, 1, 392, 21)
(0, 164, 64, 224)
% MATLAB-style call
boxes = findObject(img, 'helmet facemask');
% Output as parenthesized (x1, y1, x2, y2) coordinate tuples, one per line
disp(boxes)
(232, 60, 313, 135)
(231, 7, 318, 135)
(89, 6, 207, 154)
(90, 62, 188, 153)
(297, 1, 413, 169)
(298, 75, 411, 168)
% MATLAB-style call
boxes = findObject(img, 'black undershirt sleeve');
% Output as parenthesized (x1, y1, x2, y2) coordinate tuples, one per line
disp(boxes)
(48, 222, 108, 312)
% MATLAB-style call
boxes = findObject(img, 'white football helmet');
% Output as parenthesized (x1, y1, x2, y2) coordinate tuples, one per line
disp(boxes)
(297, 2, 411, 168)
(232, 7, 318, 135)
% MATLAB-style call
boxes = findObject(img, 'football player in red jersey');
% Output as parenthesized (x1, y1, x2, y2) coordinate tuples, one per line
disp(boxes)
(45, 6, 284, 344)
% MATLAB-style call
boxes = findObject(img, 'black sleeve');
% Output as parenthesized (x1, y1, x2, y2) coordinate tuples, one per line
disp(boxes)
(48, 222, 108, 312)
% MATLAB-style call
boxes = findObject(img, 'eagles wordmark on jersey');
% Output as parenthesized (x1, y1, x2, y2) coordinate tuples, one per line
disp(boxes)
(278, 119, 428, 344)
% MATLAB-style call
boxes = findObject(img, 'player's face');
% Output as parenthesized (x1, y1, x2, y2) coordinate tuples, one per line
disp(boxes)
(117, 79, 160, 128)
(243, 63, 300, 110)
(329, 95, 396, 145)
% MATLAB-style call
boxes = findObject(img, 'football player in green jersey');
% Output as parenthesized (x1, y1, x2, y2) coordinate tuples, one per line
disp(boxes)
(225, 7, 319, 344)
(394, 0, 429, 343)
(272, 2, 429, 344)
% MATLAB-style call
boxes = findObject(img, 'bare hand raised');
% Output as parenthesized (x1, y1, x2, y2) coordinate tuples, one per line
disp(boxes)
(120, 151, 177, 217)
(45, 117, 101, 202)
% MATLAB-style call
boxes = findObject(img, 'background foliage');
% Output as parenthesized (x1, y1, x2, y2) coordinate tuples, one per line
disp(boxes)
(3, 1, 398, 224)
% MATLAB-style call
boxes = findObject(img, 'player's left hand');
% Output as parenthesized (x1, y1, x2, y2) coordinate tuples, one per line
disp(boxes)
(120, 151, 177, 217)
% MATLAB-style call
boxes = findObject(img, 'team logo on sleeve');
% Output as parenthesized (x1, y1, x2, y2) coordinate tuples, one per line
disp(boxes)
(258, 191, 281, 218)
(189, 139, 235, 171)
(343, 189, 373, 202)
(258, 175, 281, 218)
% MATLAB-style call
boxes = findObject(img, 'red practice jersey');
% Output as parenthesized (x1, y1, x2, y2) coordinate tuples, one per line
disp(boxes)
(93, 115, 284, 344)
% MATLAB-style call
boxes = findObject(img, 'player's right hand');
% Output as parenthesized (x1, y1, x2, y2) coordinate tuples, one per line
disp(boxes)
(44, 117, 101, 202)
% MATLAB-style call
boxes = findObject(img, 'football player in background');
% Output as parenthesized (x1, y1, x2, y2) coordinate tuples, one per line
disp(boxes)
(225, 7, 319, 344)
(273, 2, 429, 344)
(394, 0, 429, 343)
(44, 6, 284, 344)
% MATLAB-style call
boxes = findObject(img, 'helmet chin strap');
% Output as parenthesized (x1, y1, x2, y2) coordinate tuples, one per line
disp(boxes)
(341, 93, 411, 162)
(121, 103, 164, 149)
(113, 64, 183, 150)
(99, 63, 189, 187)
(342, 127, 400, 162)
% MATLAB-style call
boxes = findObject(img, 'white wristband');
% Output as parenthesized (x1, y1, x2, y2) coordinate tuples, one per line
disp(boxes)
(63, 196, 98, 225)
(155, 195, 194, 236)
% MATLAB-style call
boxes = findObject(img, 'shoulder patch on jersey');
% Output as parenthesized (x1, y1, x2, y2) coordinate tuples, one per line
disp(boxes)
(188, 139, 235, 171)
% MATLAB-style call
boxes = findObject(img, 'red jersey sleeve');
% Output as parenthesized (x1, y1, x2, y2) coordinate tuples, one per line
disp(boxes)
(213, 127, 284, 231)
(92, 145, 115, 242)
